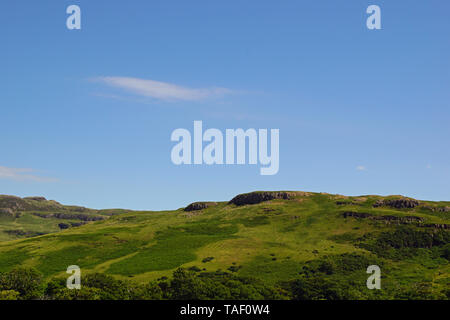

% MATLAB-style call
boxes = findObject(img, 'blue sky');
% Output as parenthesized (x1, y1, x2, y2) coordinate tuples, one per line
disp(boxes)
(1, 0, 449, 210)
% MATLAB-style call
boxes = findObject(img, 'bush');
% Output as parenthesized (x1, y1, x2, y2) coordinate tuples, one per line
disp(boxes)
(360, 228, 450, 260)
(168, 268, 286, 300)
(227, 266, 242, 273)
(301, 253, 380, 276)
(54, 287, 103, 300)
(0, 268, 44, 300)
(129, 282, 163, 300)
(169, 268, 206, 299)
(0, 290, 20, 300)
(82, 273, 130, 299)
(394, 282, 446, 300)
(440, 244, 450, 260)
(289, 275, 360, 300)
(44, 278, 66, 297)
(188, 266, 202, 272)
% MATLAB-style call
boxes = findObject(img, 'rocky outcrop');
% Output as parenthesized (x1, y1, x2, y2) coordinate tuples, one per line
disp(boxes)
(229, 191, 299, 206)
(4, 229, 46, 237)
(419, 224, 450, 230)
(336, 201, 358, 206)
(373, 198, 420, 209)
(70, 222, 86, 227)
(65, 206, 90, 213)
(0, 195, 94, 216)
(32, 212, 104, 221)
(184, 202, 218, 212)
(0, 195, 65, 212)
(0, 196, 26, 212)
(23, 196, 47, 201)
(0, 208, 15, 216)
(422, 206, 450, 213)
(342, 212, 371, 219)
(58, 221, 87, 229)
(343, 211, 424, 224)
(343, 211, 450, 230)
(0, 207, 22, 219)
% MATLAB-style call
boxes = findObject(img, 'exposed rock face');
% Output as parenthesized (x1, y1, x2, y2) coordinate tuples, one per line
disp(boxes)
(422, 206, 450, 213)
(4, 229, 46, 237)
(23, 196, 47, 201)
(229, 191, 299, 206)
(343, 211, 424, 224)
(0, 196, 26, 212)
(336, 201, 357, 206)
(0, 195, 98, 223)
(343, 211, 450, 230)
(70, 222, 86, 227)
(184, 202, 217, 212)
(0, 208, 15, 216)
(419, 224, 450, 230)
(342, 212, 371, 219)
(32, 212, 104, 221)
(58, 222, 86, 229)
(65, 206, 90, 212)
(373, 198, 420, 209)
(0, 195, 64, 212)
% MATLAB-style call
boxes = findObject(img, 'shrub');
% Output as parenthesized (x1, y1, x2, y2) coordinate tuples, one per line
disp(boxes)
(227, 266, 242, 273)
(169, 268, 206, 299)
(289, 275, 360, 300)
(0, 268, 44, 300)
(188, 266, 202, 272)
(129, 282, 163, 300)
(44, 278, 66, 297)
(54, 287, 103, 300)
(440, 244, 450, 260)
(0, 290, 20, 300)
(82, 273, 130, 299)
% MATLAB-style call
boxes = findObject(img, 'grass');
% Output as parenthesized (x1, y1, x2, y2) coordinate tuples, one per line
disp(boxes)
(0, 191, 448, 297)
(0, 247, 31, 272)
(107, 220, 238, 275)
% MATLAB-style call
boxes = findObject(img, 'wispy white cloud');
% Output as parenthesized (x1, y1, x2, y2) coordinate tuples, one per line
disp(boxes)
(0, 166, 57, 182)
(356, 165, 367, 171)
(93, 77, 233, 102)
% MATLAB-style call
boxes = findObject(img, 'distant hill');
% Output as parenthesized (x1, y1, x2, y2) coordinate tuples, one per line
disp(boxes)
(0, 195, 119, 241)
(0, 191, 449, 299)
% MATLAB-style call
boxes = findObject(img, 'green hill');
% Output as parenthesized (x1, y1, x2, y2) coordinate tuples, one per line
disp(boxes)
(0, 195, 119, 241)
(0, 191, 449, 299)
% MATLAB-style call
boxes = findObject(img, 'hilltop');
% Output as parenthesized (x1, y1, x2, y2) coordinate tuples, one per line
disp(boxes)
(0, 195, 120, 241)
(0, 191, 449, 299)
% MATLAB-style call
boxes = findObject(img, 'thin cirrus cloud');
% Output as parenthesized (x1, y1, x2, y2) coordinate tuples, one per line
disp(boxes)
(93, 77, 233, 102)
(0, 166, 57, 183)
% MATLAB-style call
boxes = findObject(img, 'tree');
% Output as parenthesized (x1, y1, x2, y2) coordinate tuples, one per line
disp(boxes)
(0, 268, 44, 300)
(54, 287, 102, 300)
(0, 290, 20, 300)
(170, 268, 206, 299)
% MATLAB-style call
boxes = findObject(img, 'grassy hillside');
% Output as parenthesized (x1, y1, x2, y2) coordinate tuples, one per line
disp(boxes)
(0, 195, 116, 241)
(0, 191, 449, 299)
